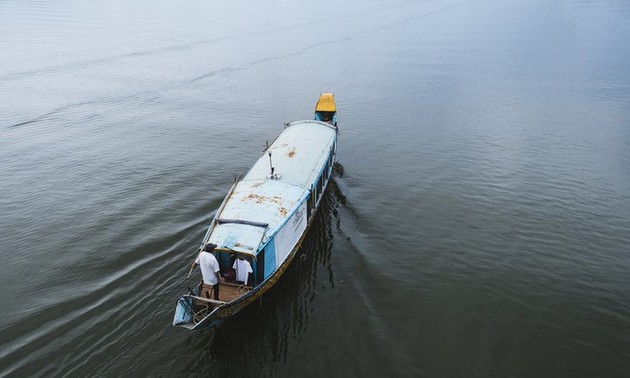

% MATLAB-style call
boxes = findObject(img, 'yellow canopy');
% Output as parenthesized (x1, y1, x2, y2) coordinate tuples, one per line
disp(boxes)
(315, 93, 336, 112)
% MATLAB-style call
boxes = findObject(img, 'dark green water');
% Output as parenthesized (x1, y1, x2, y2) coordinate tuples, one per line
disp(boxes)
(1, 0, 630, 376)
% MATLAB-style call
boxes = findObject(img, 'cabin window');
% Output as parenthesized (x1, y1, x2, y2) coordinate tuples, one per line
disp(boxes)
(307, 191, 313, 219)
(329, 149, 334, 169)
(311, 187, 316, 212)
(326, 147, 334, 179)
(328, 155, 332, 176)
(317, 173, 324, 198)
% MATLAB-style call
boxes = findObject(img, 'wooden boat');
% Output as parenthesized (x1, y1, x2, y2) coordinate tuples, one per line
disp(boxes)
(173, 94, 338, 330)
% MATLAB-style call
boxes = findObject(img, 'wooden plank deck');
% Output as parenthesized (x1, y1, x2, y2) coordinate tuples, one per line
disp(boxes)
(200, 282, 252, 303)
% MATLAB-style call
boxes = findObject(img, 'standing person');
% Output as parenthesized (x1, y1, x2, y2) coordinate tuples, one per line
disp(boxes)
(232, 255, 253, 285)
(194, 243, 221, 300)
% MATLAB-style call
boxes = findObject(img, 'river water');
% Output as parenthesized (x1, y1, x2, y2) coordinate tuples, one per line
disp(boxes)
(1, 0, 630, 376)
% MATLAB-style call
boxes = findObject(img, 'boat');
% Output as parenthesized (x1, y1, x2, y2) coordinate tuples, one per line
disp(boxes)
(173, 93, 339, 330)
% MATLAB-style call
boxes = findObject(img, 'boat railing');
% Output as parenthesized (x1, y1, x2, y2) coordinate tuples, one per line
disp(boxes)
(177, 294, 226, 325)
(284, 119, 337, 131)
(216, 218, 269, 228)
(183, 294, 227, 305)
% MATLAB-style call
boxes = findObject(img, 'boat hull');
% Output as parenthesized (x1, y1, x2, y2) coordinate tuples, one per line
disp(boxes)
(173, 95, 338, 330)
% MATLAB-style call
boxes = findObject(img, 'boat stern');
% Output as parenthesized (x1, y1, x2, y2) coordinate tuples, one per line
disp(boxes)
(173, 293, 225, 330)
(173, 295, 195, 329)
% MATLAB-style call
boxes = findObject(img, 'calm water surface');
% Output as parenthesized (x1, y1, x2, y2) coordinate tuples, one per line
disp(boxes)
(1, 0, 630, 376)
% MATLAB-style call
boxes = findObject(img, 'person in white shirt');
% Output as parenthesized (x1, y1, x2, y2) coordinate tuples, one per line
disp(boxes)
(233, 256, 253, 285)
(194, 243, 221, 300)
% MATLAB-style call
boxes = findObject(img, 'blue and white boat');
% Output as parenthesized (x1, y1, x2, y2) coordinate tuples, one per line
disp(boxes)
(173, 94, 338, 330)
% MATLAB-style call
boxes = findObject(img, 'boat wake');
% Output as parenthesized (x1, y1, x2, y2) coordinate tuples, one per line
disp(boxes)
(0, 215, 211, 377)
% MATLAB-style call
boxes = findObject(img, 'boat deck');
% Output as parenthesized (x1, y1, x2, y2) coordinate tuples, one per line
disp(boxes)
(200, 281, 252, 303)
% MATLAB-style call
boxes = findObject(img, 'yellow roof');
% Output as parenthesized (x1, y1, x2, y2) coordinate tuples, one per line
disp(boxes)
(315, 93, 336, 112)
